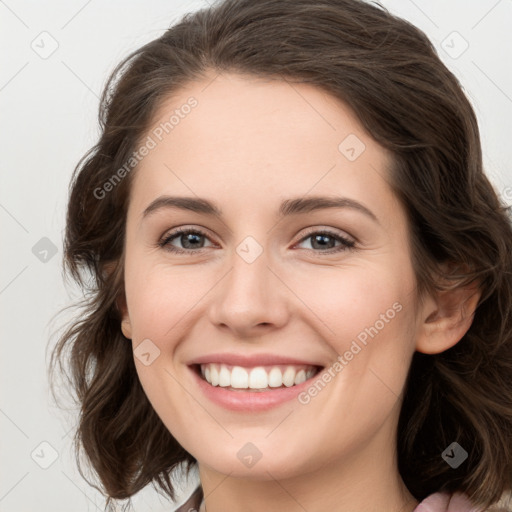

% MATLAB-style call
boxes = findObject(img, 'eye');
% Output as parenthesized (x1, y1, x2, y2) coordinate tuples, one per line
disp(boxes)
(157, 226, 356, 255)
(294, 228, 356, 254)
(158, 227, 215, 254)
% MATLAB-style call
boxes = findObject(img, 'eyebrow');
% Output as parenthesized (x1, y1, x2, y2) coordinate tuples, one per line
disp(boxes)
(142, 195, 379, 224)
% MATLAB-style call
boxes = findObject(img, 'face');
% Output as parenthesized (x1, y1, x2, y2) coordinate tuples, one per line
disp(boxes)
(120, 72, 424, 481)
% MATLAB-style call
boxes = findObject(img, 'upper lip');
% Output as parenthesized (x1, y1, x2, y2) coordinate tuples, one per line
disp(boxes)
(187, 353, 324, 368)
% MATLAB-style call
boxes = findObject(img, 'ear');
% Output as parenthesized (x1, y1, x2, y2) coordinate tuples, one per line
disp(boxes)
(415, 271, 482, 355)
(118, 293, 133, 340)
(103, 260, 133, 340)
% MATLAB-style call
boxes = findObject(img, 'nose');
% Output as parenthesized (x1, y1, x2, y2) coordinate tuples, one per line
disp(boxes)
(207, 246, 290, 340)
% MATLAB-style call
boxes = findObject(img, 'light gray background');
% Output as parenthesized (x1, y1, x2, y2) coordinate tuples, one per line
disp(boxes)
(1, 1, 511, 511)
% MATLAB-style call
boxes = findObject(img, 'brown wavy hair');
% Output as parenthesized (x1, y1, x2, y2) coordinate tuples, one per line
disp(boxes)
(48, 0, 512, 510)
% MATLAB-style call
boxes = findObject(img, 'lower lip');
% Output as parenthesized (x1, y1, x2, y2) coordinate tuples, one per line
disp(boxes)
(189, 365, 321, 412)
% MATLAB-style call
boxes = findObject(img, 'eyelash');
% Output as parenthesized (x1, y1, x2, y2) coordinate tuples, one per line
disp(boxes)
(157, 227, 356, 255)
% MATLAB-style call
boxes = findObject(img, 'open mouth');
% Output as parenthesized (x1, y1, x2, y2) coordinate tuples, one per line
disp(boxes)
(191, 363, 323, 392)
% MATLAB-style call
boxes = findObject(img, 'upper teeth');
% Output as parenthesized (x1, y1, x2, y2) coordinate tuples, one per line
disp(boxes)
(200, 363, 317, 389)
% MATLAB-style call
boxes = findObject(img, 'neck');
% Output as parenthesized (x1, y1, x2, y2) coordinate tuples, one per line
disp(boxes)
(197, 417, 419, 512)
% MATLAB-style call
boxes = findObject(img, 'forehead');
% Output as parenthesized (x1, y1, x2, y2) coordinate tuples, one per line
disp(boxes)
(128, 72, 398, 223)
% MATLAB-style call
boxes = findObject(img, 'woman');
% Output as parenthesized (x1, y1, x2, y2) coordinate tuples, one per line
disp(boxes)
(49, 0, 512, 510)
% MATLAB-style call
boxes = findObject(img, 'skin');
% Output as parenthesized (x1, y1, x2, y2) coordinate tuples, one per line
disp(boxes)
(119, 71, 481, 512)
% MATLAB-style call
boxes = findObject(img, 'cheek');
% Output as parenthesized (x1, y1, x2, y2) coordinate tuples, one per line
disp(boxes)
(287, 259, 418, 401)
(124, 260, 214, 341)
(289, 260, 414, 342)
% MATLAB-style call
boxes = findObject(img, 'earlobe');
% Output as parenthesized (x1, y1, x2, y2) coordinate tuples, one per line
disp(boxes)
(415, 278, 481, 355)
(116, 293, 133, 340)
(121, 317, 133, 340)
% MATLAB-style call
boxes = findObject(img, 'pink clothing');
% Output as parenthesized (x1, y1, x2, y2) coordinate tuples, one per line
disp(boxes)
(413, 492, 483, 512)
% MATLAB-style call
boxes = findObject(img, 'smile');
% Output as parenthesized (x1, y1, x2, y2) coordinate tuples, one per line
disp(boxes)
(198, 363, 320, 391)
(187, 353, 325, 411)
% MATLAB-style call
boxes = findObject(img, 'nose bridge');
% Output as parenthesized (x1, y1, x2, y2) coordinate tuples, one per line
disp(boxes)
(231, 237, 270, 299)
(208, 234, 289, 334)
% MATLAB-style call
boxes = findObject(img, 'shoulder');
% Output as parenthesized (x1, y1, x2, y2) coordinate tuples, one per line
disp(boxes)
(414, 492, 512, 512)
(173, 485, 203, 512)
